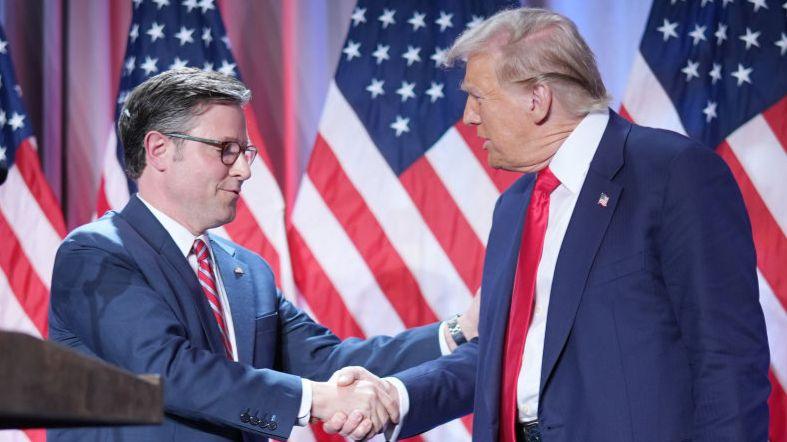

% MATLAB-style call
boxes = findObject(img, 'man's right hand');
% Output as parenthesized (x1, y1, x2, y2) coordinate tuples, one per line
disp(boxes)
(310, 366, 399, 440)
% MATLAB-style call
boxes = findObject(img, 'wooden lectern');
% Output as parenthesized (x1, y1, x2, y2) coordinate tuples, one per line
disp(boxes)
(0, 331, 163, 429)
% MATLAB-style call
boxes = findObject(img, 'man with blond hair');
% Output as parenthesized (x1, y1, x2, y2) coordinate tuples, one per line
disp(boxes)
(331, 7, 770, 442)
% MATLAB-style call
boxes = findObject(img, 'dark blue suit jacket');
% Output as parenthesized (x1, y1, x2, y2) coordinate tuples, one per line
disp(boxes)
(48, 195, 441, 441)
(395, 111, 770, 441)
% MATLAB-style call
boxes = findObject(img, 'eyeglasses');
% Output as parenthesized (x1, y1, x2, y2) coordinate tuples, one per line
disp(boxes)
(163, 132, 257, 166)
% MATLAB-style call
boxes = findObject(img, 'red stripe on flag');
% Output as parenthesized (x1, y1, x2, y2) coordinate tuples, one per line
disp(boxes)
(96, 176, 111, 218)
(308, 136, 439, 328)
(308, 424, 347, 442)
(770, 370, 787, 442)
(762, 96, 787, 154)
(717, 142, 787, 312)
(618, 105, 634, 122)
(460, 414, 474, 433)
(23, 429, 45, 442)
(223, 197, 283, 286)
(400, 156, 484, 293)
(453, 122, 520, 193)
(0, 210, 49, 336)
(14, 139, 66, 237)
(244, 107, 275, 173)
(288, 228, 365, 339)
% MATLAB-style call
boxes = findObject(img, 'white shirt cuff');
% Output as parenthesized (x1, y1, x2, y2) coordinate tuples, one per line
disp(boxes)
(297, 378, 312, 426)
(383, 377, 409, 441)
(438, 321, 452, 355)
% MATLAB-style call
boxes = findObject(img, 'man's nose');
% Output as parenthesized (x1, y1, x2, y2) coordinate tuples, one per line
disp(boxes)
(462, 98, 481, 126)
(230, 153, 252, 181)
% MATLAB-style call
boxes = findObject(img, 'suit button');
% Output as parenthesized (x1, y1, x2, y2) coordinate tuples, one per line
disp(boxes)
(268, 421, 277, 430)
(239, 412, 250, 423)
(249, 416, 260, 426)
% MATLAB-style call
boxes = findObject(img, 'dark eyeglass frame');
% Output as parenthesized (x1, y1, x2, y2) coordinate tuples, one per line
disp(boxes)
(163, 132, 257, 166)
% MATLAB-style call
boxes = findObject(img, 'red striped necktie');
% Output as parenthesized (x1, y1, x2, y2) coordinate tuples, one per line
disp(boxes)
(500, 167, 561, 442)
(193, 238, 233, 359)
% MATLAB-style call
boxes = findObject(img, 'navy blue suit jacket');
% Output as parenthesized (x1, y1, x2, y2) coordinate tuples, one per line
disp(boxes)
(48, 195, 441, 441)
(395, 111, 770, 441)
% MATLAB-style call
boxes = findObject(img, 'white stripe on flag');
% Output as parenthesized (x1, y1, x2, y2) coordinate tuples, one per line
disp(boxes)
(0, 269, 41, 337)
(320, 82, 473, 318)
(622, 53, 687, 136)
(241, 160, 296, 300)
(725, 114, 787, 236)
(760, 269, 787, 388)
(102, 128, 131, 210)
(422, 419, 471, 441)
(292, 176, 405, 336)
(0, 166, 60, 289)
(0, 430, 32, 442)
(425, 127, 499, 245)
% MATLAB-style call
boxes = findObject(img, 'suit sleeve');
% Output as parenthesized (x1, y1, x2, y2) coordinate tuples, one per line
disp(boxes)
(272, 291, 443, 381)
(49, 241, 301, 440)
(658, 147, 770, 440)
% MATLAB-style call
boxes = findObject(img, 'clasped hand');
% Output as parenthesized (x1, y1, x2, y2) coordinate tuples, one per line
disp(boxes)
(310, 366, 399, 440)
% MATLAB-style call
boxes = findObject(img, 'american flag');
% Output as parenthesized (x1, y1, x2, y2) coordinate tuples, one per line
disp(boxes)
(0, 22, 64, 442)
(288, 1, 516, 440)
(620, 0, 787, 440)
(97, 0, 296, 304)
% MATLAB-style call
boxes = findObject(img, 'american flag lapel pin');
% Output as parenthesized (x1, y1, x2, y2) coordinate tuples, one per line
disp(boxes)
(234, 266, 244, 276)
(597, 193, 609, 207)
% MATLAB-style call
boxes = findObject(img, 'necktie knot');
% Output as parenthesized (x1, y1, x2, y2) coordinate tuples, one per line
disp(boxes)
(534, 167, 561, 195)
(193, 238, 208, 261)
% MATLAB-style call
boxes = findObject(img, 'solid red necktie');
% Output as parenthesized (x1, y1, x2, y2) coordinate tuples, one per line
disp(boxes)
(500, 167, 561, 441)
(193, 238, 234, 359)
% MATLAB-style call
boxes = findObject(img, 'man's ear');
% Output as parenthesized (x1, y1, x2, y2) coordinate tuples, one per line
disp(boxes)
(529, 83, 553, 124)
(144, 131, 170, 172)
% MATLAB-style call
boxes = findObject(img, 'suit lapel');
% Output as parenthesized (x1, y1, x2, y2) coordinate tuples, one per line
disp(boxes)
(539, 111, 630, 395)
(119, 195, 226, 356)
(211, 237, 255, 365)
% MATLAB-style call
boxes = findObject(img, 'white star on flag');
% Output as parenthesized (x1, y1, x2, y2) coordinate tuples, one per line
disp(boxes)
(0, 109, 6, 126)
(378, 9, 396, 29)
(775, 33, 787, 55)
(197, 0, 215, 14)
(425, 82, 445, 103)
(169, 57, 189, 70)
(702, 100, 718, 122)
(202, 27, 213, 46)
(430, 47, 447, 67)
(146, 22, 165, 42)
(218, 60, 236, 76)
(124, 56, 136, 75)
(351, 7, 367, 27)
(8, 112, 25, 131)
(174, 26, 195, 45)
(709, 63, 722, 84)
(681, 59, 700, 81)
(129, 24, 140, 43)
(657, 19, 679, 41)
(221, 35, 231, 49)
(689, 24, 707, 45)
(435, 11, 454, 32)
(748, 0, 768, 11)
(731, 63, 753, 86)
(467, 15, 484, 28)
(408, 12, 426, 31)
(0, 39, 7, 54)
(152, 0, 170, 9)
(396, 81, 416, 102)
(739, 27, 761, 50)
(343, 40, 361, 61)
(402, 46, 422, 66)
(140, 56, 159, 75)
(390, 115, 410, 136)
(715, 24, 728, 45)
(132, 0, 142, 8)
(0, 146, 5, 162)
(203, 61, 214, 72)
(372, 44, 390, 64)
(366, 78, 385, 99)
(182, 0, 199, 12)
(722, 0, 734, 6)
(701, 0, 714, 6)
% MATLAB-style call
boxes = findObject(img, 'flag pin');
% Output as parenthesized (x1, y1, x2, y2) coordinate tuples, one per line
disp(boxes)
(597, 193, 609, 207)
(234, 266, 244, 276)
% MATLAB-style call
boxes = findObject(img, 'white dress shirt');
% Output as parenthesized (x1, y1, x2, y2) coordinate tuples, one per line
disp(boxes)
(516, 109, 609, 422)
(137, 196, 316, 423)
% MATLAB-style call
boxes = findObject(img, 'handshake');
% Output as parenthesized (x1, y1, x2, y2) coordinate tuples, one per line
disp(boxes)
(310, 366, 402, 441)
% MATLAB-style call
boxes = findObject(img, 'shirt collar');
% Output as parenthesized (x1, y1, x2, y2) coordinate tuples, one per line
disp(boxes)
(137, 194, 205, 258)
(548, 109, 610, 194)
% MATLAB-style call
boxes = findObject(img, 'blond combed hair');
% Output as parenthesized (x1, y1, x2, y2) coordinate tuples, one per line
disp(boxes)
(446, 8, 610, 117)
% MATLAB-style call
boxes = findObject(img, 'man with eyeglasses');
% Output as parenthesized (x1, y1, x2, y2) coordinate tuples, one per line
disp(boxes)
(48, 68, 477, 442)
